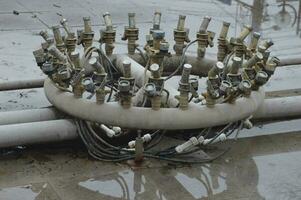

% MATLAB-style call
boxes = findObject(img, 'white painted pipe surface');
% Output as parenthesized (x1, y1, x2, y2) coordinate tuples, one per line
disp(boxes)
(0, 78, 45, 91)
(0, 120, 77, 148)
(254, 96, 301, 119)
(44, 78, 265, 130)
(0, 107, 61, 125)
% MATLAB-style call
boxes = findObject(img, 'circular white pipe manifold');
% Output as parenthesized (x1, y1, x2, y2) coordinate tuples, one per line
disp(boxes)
(44, 78, 265, 130)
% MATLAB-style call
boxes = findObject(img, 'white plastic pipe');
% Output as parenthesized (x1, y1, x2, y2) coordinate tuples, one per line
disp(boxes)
(0, 119, 77, 148)
(44, 78, 265, 130)
(0, 107, 61, 125)
(254, 95, 301, 119)
(0, 78, 45, 91)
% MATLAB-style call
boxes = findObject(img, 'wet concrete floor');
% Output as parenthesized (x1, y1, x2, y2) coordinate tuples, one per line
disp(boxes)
(1, 129, 301, 200)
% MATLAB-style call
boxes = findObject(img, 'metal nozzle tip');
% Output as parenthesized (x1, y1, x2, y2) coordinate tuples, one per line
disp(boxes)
(150, 63, 160, 72)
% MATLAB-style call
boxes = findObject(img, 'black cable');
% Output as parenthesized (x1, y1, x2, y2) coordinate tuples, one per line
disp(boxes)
(164, 39, 198, 81)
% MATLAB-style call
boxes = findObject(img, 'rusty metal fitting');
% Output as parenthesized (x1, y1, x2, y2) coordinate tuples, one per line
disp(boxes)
(152, 30, 165, 50)
(234, 42, 245, 58)
(199, 16, 211, 33)
(150, 63, 161, 79)
(80, 17, 94, 51)
(217, 21, 230, 61)
(41, 62, 55, 76)
(60, 18, 77, 53)
(72, 73, 85, 98)
(178, 64, 192, 110)
(219, 80, 232, 95)
(196, 32, 209, 58)
(180, 64, 192, 84)
(150, 95, 161, 110)
(128, 13, 136, 28)
(229, 56, 242, 74)
(196, 17, 211, 58)
(227, 72, 242, 87)
(251, 70, 268, 90)
(122, 13, 139, 55)
(196, 16, 212, 58)
(208, 61, 224, 78)
(237, 24, 252, 42)
(88, 57, 105, 73)
(205, 77, 220, 107)
(264, 57, 280, 76)
(119, 60, 135, 92)
(177, 15, 186, 31)
(93, 71, 107, 85)
(33, 48, 46, 67)
(65, 32, 77, 54)
(243, 52, 263, 68)
(249, 32, 261, 52)
(48, 46, 68, 64)
(100, 13, 116, 56)
(219, 21, 230, 39)
(52, 26, 65, 51)
(82, 77, 95, 93)
(56, 67, 72, 88)
(118, 80, 132, 109)
(262, 50, 271, 64)
(147, 64, 164, 110)
(60, 18, 71, 35)
(173, 15, 190, 55)
(152, 11, 162, 31)
(122, 60, 132, 78)
(262, 39, 274, 50)
(103, 12, 113, 31)
(70, 51, 81, 69)
(39, 30, 54, 44)
(96, 87, 106, 104)
(238, 80, 252, 96)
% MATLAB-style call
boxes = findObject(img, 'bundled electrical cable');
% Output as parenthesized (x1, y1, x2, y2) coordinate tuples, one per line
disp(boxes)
(75, 119, 245, 163)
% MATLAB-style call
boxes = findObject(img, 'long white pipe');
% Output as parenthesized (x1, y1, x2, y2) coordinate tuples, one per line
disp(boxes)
(0, 96, 299, 148)
(254, 96, 301, 119)
(0, 119, 77, 148)
(0, 107, 61, 125)
(0, 78, 45, 91)
(44, 78, 265, 130)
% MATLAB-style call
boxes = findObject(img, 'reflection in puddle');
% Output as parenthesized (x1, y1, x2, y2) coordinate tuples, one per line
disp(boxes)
(78, 170, 160, 200)
(78, 165, 230, 199)
(0, 185, 41, 200)
(175, 167, 227, 199)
